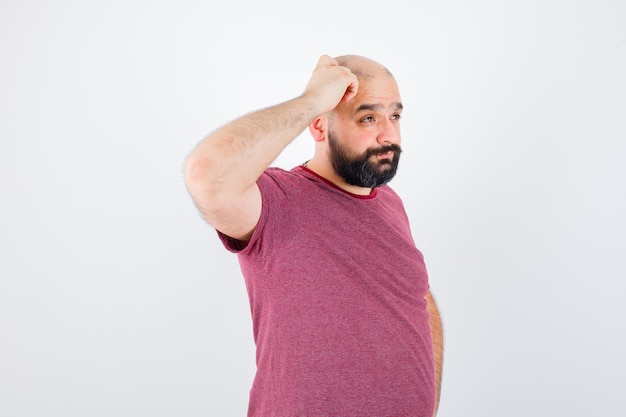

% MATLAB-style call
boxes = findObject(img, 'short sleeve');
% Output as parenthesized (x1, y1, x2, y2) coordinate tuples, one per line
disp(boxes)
(216, 168, 302, 255)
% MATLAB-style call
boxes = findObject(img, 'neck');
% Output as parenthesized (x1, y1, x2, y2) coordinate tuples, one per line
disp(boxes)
(304, 157, 373, 196)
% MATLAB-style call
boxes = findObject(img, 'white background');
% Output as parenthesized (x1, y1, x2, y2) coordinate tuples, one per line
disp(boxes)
(1, 1, 625, 416)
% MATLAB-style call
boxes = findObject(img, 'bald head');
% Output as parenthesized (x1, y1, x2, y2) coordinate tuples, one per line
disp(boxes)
(334, 55, 394, 81)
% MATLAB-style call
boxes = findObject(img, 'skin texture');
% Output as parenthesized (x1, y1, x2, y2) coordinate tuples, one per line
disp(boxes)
(185, 54, 357, 241)
(305, 55, 403, 195)
(184, 54, 443, 416)
(426, 290, 444, 415)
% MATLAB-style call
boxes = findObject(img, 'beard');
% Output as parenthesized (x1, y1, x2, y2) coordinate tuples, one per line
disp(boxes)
(328, 131, 402, 188)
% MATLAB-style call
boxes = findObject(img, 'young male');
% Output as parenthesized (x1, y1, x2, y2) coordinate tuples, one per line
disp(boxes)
(185, 54, 443, 417)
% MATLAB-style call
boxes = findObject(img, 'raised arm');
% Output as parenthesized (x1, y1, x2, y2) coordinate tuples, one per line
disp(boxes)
(426, 290, 443, 416)
(184, 55, 358, 241)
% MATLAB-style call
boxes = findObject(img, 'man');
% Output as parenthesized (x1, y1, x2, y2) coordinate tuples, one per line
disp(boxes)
(184, 54, 443, 417)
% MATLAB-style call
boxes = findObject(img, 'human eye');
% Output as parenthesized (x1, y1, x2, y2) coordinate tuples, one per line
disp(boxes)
(360, 115, 375, 123)
(391, 113, 402, 120)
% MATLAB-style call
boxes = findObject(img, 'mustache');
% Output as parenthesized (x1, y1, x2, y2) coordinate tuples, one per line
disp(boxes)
(365, 144, 402, 158)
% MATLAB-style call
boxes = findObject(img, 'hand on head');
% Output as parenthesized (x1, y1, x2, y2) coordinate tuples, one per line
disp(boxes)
(303, 54, 359, 114)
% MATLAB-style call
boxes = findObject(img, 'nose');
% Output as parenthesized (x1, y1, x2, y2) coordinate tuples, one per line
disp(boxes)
(376, 117, 400, 146)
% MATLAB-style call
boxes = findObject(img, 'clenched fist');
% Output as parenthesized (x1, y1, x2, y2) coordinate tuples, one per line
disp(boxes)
(302, 54, 359, 115)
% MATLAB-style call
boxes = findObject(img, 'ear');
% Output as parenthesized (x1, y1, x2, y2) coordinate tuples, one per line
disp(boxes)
(308, 115, 327, 143)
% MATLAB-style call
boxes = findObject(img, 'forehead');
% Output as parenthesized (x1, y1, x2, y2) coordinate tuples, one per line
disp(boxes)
(341, 75, 402, 114)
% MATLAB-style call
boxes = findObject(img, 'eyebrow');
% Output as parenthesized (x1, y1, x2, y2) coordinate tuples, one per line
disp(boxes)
(354, 102, 403, 114)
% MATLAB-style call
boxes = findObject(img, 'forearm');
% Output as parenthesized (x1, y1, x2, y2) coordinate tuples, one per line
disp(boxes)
(426, 290, 443, 416)
(184, 55, 357, 238)
(185, 94, 321, 195)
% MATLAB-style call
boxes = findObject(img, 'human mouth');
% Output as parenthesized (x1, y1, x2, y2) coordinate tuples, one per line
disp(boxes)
(367, 144, 401, 160)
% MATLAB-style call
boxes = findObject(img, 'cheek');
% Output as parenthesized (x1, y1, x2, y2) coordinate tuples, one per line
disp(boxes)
(348, 126, 375, 144)
(337, 126, 368, 146)
(349, 134, 374, 154)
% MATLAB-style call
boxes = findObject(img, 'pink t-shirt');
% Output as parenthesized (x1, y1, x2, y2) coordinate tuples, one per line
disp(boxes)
(220, 166, 435, 417)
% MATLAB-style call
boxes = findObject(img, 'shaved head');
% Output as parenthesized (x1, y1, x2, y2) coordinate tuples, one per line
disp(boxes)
(334, 55, 394, 80)
(305, 53, 403, 193)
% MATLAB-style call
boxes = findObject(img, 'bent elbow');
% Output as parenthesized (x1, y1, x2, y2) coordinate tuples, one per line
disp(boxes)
(184, 154, 210, 188)
(184, 153, 224, 201)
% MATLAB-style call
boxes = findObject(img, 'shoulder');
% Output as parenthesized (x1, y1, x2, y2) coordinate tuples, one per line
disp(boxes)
(376, 184, 404, 204)
(260, 166, 304, 186)
(257, 165, 313, 198)
(229, 167, 306, 254)
(374, 184, 411, 219)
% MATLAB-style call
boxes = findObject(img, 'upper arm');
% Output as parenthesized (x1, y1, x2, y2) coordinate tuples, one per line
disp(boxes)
(185, 160, 263, 242)
(205, 184, 263, 242)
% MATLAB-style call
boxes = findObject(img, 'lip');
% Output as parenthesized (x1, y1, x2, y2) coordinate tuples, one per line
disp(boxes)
(377, 150, 394, 159)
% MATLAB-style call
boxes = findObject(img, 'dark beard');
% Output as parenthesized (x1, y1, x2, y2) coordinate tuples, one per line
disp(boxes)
(328, 131, 402, 188)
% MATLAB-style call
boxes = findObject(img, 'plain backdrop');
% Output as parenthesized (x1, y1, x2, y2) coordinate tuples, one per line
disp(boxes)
(1, 1, 625, 416)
